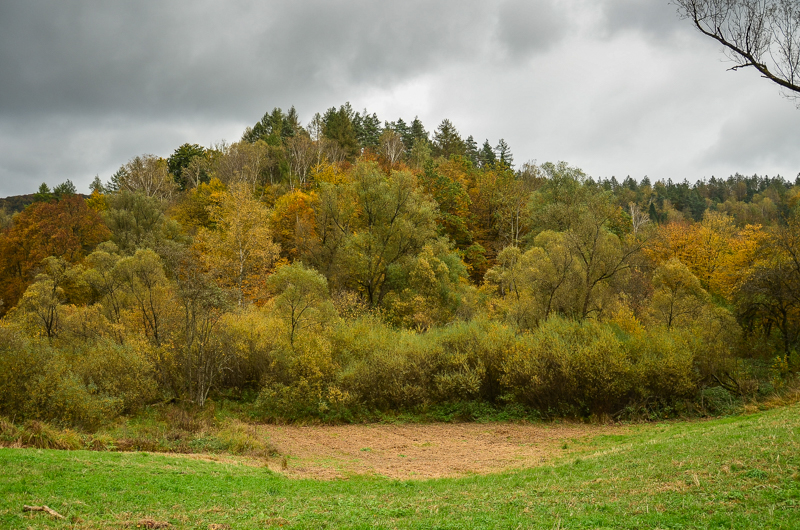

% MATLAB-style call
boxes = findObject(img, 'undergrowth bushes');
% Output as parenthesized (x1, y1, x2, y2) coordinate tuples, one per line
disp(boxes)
(1, 308, 782, 427)
(0, 323, 158, 430)
(251, 315, 743, 421)
(0, 405, 276, 457)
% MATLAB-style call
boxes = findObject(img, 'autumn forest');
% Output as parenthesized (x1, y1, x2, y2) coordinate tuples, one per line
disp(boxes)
(1, 103, 799, 429)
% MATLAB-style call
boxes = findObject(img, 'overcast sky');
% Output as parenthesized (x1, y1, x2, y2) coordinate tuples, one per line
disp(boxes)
(1, 0, 798, 197)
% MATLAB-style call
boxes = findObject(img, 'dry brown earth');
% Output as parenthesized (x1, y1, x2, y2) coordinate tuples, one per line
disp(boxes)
(258, 422, 625, 480)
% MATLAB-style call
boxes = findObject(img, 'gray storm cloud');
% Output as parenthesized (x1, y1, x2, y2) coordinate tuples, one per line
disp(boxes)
(0, 0, 797, 196)
(495, 0, 568, 59)
(599, 0, 688, 41)
(1, 1, 501, 118)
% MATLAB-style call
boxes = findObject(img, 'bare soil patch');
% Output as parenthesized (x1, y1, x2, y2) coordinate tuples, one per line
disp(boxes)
(259, 422, 625, 480)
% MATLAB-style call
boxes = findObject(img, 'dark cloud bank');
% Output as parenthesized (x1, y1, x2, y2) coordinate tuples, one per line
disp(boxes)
(0, 0, 798, 196)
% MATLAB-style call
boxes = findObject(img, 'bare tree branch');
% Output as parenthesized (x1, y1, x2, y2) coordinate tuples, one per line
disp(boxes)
(675, 0, 800, 99)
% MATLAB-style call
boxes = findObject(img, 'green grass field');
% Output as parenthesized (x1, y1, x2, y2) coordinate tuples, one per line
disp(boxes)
(1, 404, 799, 529)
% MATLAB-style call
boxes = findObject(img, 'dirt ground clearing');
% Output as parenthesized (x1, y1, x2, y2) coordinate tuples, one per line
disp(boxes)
(260, 422, 626, 480)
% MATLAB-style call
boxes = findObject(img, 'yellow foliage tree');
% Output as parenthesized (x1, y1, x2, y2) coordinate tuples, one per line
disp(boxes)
(310, 159, 348, 186)
(647, 211, 763, 298)
(195, 184, 280, 304)
(269, 189, 318, 260)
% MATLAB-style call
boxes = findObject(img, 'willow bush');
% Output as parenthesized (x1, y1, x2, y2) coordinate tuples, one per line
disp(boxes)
(0, 324, 158, 430)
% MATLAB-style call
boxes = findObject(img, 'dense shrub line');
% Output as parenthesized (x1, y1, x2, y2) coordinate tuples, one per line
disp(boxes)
(3, 309, 775, 428)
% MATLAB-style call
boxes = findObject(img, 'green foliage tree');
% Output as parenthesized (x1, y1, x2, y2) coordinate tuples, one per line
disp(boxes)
(386, 117, 413, 149)
(478, 140, 496, 168)
(527, 164, 647, 320)
(114, 249, 172, 346)
(409, 116, 428, 145)
(419, 159, 473, 247)
(52, 180, 77, 200)
(353, 109, 383, 149)
(15, 258, 73, 338)
(384, 240, 469, 329)
(83, 242, 125, 327)
(495, 139, 513, 168)
(243, 106, 302, 145)
(736, 212, 800, 354)
(323, 103, 359, 160)
(170, 247, 232, 407)
(649, 258, 709, 330)
(267, 262, 336, 346)
(89, 176, 105, 194)
(168, 143, 206, 191)
(307, 162, 438, 306)
(486, 235, 578, 330)
(432, 119, 466, 159)
(464, 135, 479, 166)
(102, 191, 168, 254)
(343, 165, 438, 306)
(33, 183, 53, 203)
(408, 137, 433, 169)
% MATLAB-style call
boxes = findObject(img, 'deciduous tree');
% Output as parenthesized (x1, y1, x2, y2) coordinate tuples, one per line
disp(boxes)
(0, 196, 109, 315)
(267, 262, 335, 346)
(649, 258, 709, 329)
(114, 155, 177, 201)
(307, 162, 438, 306)
(195, 184, 280, 304)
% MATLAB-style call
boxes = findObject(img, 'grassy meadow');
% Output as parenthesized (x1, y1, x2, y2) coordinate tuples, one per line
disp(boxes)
(1, 403, 799, 529)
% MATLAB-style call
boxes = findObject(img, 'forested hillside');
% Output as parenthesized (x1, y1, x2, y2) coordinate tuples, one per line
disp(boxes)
(1, 103, 799, 427)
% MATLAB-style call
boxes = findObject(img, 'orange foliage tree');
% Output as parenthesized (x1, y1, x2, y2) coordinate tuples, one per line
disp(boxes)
(646, 211, 764, 297)
(269, 189, 318, 260)
(0, 196, 110, 315)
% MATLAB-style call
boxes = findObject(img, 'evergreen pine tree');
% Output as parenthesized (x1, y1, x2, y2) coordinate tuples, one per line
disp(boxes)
(432, 119, 465, 159)
(33, 183, 53, 202)
(495, 139, 513, 168)
(106, 167, 127, 193)
(465, 135, 479, 166)
(323, 104, 359, 159)
(478, 140, 496, 168)
(90, 176, 105, 194)
(387, 118, 413, 150)
(648, 202, 659, 224)
(283, 106, 302, 139)
(410, 117, 428, 145)
(355, 109, 382, 149)
(52, 180, 77, 200)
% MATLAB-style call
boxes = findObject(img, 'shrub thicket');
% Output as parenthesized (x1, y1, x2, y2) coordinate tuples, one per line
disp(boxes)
(0, 323, 157, 430)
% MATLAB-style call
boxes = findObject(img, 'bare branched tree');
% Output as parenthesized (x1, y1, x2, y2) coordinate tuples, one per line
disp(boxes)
(676, 0, 800, 99)
(287, 134, 315, 188)
(379, 129, 405, 167)
(117, 154, 177, 201)
(629, 202, 651, 236)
